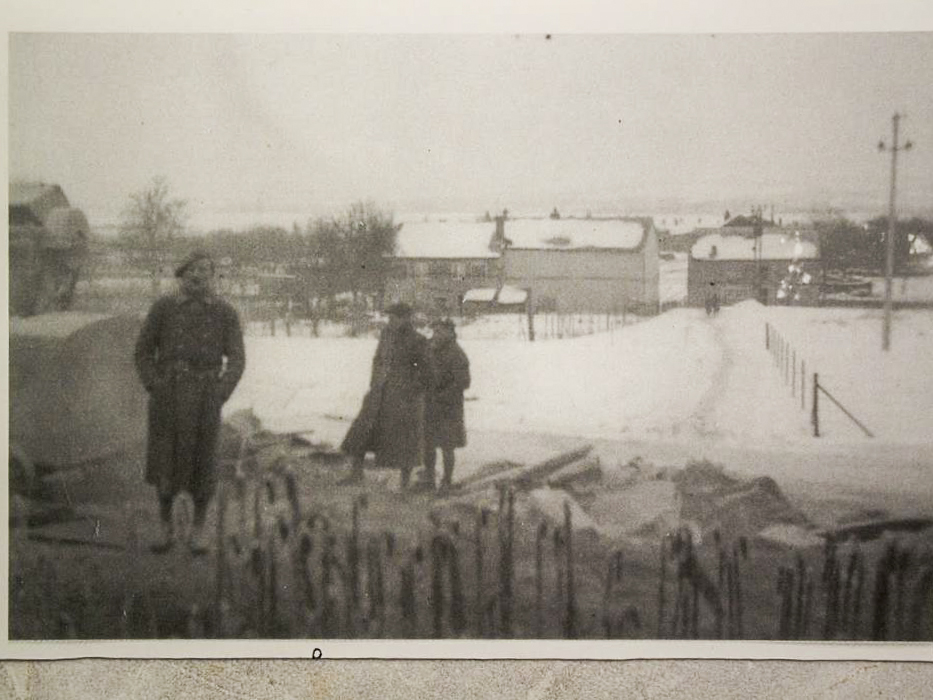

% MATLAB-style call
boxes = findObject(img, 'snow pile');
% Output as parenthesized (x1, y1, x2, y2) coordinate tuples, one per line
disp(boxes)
(671, 460, 811, 539)
(526, 487, 602, 535)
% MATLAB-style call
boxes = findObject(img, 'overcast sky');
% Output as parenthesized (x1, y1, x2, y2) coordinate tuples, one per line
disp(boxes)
(9, 33, 933, 231)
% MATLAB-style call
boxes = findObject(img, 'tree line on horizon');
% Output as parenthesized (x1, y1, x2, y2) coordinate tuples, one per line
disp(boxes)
(116, 177, 399, 311)
(113, 177, 933, 311)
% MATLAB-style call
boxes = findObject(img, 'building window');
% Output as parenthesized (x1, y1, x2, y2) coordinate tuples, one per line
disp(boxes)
(468, 261, 488, 277)
(429, 261, 449, 276)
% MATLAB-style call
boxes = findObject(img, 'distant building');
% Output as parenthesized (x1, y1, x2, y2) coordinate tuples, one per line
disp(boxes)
(384, 220, 500, 315)
(496, 218, 659, 314)
(688, 231, 821, 307)
(386, 216, 660, 315)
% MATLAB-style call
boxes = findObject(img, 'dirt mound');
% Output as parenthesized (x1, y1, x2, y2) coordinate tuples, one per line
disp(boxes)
(673, 460, 811, 539)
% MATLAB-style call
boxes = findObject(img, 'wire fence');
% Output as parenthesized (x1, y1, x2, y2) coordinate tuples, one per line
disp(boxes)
(764, 322, 874, 438)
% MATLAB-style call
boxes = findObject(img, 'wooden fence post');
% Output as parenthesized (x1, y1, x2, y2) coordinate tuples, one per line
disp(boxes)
(792, 350, 797, 397)
(765, 322, 770, 350)
(563, 501, 577, 639)
(812, 373, 820, 438)
(526, 290, 535, 343)
(785, 342, 791, 385)
(801, 360, 806, 410)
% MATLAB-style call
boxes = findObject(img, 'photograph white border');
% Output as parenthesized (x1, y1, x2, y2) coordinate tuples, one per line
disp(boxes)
(2, 0, 932, 663)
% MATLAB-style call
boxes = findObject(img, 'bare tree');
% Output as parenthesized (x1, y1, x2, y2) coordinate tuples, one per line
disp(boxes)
(306, 201, 399, 317)
(120, 176, 187, 299)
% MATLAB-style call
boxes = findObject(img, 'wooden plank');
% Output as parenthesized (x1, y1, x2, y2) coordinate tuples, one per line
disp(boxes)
(817, 517, 932, 542)
(456, 445, 594, 494)
(546, 456, 603, 490)
(455, 460, 523, 488)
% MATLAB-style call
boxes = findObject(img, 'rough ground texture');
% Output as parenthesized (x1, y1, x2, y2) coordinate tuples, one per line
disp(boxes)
(2, 660, 933, 699)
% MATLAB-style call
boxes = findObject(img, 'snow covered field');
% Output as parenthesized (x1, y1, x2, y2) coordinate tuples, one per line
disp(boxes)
(225, 302, 933, 516)
(229, 302, 931, 444)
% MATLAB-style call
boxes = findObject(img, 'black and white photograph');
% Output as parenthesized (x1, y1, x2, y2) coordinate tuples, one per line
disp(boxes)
(6, 29, 933, 653)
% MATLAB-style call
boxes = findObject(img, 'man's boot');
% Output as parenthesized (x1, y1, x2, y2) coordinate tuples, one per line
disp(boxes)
(150, 519, 173, 554)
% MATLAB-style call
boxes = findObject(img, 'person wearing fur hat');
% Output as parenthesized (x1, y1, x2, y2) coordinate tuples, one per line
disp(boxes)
(340, 301, 432, 489)
(134, 249, 245, 554)
(420, 317, 470, 493)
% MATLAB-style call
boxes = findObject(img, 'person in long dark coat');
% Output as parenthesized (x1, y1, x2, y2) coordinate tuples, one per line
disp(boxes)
(340, 302, 432, 489)
(421, 318, 470, 493)
(134, 250, 245, 554)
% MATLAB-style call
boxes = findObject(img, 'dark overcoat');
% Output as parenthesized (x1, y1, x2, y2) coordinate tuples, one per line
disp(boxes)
(134, 291, 246, 500)
(425, 338, 470, 449)
(341, 323, 432, 470)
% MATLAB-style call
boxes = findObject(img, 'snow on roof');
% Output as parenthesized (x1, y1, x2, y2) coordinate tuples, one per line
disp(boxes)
(497, 285, 528, 304)
(462, 286, 528, 304)
(691, 232, 819, 261)
(463, 288, 497, 303)
(504, 219, 646, 251)
(393, 220, 498, 259)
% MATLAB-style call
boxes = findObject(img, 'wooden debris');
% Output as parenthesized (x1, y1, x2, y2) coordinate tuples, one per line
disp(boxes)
(450, 446, 594, 495)
(817, 517, 933, 543)
(547, 456, 603, 490)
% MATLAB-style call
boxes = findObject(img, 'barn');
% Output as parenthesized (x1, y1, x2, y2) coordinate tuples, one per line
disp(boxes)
(688, 231, 821, 307)
(496, 218, 659, 314)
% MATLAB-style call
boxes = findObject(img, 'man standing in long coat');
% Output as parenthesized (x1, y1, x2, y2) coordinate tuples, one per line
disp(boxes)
(135, 250, 245, 553)
(421, 318, 470, 493)
(340, 302, 432, 489)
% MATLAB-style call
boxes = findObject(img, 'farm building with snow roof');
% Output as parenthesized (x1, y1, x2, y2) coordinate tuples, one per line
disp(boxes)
(386, 216, 660, 315)
(496, 217, 659, 314)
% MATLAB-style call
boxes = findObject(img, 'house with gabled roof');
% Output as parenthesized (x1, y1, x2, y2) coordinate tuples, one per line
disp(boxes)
(494, 217, 659, 314)
(386, 215, 660, 316)
(384, 219, 501, 315)
(688, 231, 821, 306)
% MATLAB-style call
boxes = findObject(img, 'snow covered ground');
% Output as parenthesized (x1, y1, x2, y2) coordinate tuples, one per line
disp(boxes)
(225, 302, 933, 518)
(229, 302, 931, 445)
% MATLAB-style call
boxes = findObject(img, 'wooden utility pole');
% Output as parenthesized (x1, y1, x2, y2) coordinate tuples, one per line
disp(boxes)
(879, 113, 913, 351)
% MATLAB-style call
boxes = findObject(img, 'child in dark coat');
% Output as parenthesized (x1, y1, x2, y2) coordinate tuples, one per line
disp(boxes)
(421, 318, 471, 493)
